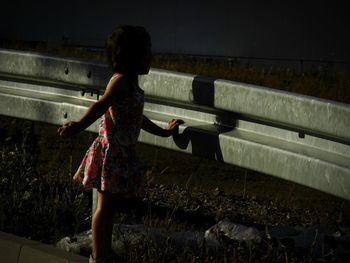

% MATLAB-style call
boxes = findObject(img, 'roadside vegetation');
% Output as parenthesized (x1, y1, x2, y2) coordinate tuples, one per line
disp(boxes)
(0, 115, 348, 262)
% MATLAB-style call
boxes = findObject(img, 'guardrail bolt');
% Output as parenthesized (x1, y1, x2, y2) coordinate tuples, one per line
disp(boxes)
(65, 67, 69, 75)
(87, 71, 92, 78)
(299, 132, 305, 139)
(64, 112, 68, 119)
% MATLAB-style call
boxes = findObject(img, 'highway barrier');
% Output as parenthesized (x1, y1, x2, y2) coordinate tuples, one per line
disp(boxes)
(0, 49, 349, 202)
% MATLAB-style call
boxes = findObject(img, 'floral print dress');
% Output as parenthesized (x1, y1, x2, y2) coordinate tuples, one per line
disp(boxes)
(73, 74, 144, 197)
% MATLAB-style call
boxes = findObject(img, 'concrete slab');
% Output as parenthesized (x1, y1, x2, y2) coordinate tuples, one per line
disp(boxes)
(18, 244, 88, 262)
(0, 232, 39, 263)
(0, 231, 88, 263)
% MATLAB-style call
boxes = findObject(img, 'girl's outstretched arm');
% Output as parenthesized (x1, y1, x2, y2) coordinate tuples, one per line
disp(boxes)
(142, 116, 184, 137)
(57, 75, 128, 137)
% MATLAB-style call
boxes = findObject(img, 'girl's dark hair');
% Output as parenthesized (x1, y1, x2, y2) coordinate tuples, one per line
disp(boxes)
(105, 25, 151, 74)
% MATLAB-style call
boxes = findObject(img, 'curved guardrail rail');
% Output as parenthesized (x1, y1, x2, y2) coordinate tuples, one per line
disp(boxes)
(0, 49, 349, 201)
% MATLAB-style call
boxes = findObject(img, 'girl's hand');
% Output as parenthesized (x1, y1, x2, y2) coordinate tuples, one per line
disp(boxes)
(166, 119, 184, 136)
(57, 121, 82, 138)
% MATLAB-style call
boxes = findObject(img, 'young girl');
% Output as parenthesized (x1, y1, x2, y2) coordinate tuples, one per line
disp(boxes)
(58, 25, 183, 263)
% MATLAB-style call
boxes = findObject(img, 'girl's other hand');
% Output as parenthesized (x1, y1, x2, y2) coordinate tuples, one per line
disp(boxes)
(166, 119, 184, 136)
(57, 121, 82, 138)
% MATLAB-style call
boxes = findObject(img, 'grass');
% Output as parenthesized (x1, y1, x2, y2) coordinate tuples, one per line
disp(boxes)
(0, 115, 348, 262)
(0, 117, 92, 243)
(118, 235, 298, 263)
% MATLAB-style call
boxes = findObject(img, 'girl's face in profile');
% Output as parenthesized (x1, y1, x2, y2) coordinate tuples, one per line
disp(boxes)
(138, 41, 152, 75)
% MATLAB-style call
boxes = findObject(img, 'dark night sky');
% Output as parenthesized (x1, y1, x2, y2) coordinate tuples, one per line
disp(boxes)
(1, 0, 349, 61)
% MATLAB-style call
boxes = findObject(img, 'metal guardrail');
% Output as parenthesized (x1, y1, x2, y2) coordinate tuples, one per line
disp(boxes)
(0, 49, 349, 201)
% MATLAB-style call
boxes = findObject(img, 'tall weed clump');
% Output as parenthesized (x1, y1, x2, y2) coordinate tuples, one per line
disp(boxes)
(0, 118, 91, 243)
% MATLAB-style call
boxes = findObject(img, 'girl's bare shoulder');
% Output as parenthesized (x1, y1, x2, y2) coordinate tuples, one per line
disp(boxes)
(105, 74, 131, 99)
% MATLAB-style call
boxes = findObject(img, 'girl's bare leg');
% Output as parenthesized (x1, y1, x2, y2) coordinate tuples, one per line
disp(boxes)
(91, 190, 119, 259)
